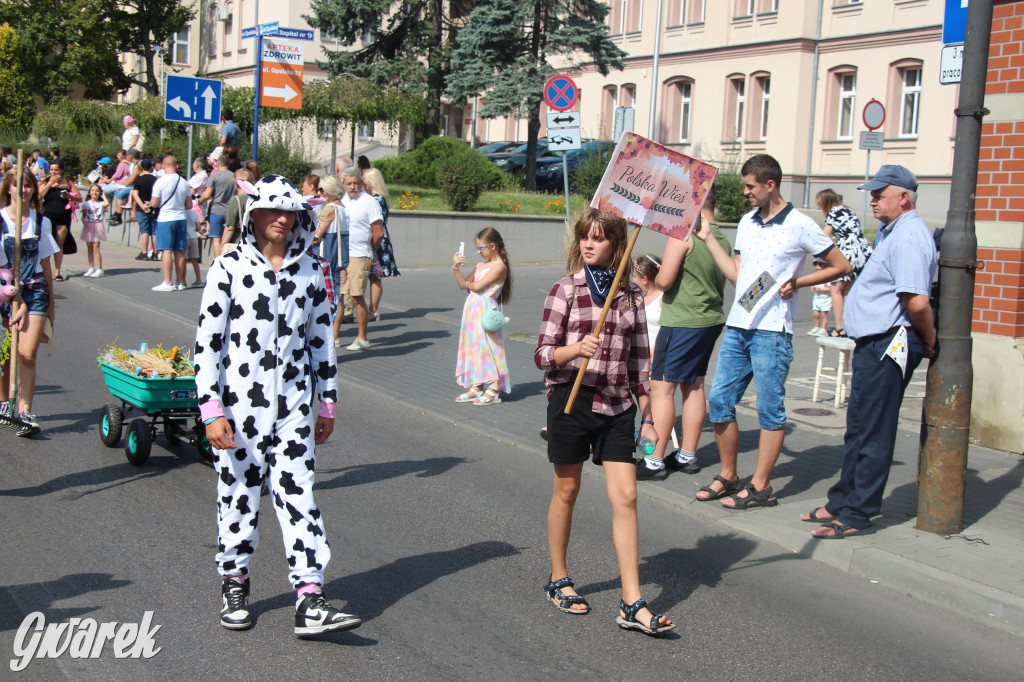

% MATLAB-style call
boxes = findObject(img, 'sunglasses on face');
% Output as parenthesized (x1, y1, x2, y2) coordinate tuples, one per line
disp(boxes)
(476, 244, 489, 252)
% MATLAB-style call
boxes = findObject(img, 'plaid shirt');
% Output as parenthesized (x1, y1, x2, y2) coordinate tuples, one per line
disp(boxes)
(535, 271, 651, 415)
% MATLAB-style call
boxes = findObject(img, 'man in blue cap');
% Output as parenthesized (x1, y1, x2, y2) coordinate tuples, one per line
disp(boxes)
(802, 165, 937, 538)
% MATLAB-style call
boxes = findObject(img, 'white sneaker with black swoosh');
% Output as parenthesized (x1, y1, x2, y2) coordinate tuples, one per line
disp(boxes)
(294, 588, 361, 637)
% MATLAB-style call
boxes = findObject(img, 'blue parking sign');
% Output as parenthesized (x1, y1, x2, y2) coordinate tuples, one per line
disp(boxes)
(164, 75, 223, 125)
(943, 0, 969, 45)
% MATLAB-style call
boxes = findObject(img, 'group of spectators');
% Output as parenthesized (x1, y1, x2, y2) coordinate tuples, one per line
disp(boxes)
(624, 154, 935, 544)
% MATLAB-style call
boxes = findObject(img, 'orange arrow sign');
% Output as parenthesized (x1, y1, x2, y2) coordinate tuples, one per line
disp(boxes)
(259, 39, 304, 110)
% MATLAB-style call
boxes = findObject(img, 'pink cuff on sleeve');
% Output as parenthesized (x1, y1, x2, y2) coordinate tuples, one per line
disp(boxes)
(317, 401, 337, 419)
(199, 400, 225, 422)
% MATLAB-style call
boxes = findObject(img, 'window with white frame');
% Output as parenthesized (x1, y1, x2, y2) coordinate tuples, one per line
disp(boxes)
(734, 0, 756, 17)
(732, 77, 745, 140)
(317, 119, 335, 140)
(838, 72, 856, 139)
(680, 81, 692, 142)
(362, 22, 378, 45)
(678, 0, 706, 23)
(223, 7, 233, 52)
(899, 66, 921, 137)
(171, 27, 190, 65)
(758, 76, 770, 140)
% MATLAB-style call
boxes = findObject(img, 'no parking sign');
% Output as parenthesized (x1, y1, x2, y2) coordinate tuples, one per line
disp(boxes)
(543, 76, 578, 112)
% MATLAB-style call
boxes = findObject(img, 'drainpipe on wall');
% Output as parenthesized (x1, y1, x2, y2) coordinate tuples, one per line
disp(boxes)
(802, 0, 824, 208)
(647, 0, 665, 142)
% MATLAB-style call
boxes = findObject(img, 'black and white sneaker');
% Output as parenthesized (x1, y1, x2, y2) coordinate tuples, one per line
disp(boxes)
(294, 588, 361, 637)
(16, 412, 40, 438)
(664, 451, 701, 474)
(635, 458, 668, 481)
(220, 578, 252, 630)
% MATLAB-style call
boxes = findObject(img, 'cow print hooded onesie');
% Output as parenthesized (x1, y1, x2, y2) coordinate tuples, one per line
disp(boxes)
(194, 174, 339, 588)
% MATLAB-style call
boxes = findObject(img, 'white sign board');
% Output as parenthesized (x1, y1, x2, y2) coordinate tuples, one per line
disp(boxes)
(547, 111, 581, 129)
(613, 106, 635, 142)
(859, 131, 885, 151)
(547, 128, 582, 152)
(940, 44, 964, 84)
(262, 39, 304, 64)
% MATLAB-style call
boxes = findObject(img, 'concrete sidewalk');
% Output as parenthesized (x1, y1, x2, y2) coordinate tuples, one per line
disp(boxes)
(62, 238, 1024, 638)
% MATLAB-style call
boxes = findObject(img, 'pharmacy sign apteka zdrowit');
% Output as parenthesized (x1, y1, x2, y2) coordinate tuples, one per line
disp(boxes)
(260, 39, 304, 109)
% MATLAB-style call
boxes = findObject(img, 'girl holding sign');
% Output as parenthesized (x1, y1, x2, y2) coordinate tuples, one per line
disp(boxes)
(534, 207, 674, 637)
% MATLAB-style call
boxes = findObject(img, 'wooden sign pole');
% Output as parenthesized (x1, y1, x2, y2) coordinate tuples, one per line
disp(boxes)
(8, 150, 24, 416)
(563, 224, 642, 414)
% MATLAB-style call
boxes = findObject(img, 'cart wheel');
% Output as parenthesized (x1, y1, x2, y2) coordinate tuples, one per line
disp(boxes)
(98, 404, 123, 448)
(125, 419, 152, 466)
(193, 422, 215, 463)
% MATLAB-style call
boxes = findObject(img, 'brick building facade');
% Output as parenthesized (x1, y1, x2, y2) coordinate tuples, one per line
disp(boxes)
(971, 0, 1024, 452)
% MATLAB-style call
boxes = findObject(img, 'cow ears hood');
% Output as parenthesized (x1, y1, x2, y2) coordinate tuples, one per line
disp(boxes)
(238, 175, 316, 266)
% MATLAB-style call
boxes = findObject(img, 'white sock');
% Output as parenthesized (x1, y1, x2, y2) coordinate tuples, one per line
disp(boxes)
(643, 454, 665, 470)
(675, 449, 696, 464)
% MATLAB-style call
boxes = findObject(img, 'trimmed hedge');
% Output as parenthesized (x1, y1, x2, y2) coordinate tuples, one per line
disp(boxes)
(374, 136, 502, 193)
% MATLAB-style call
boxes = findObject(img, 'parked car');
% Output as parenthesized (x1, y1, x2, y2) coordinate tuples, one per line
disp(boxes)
(533, 140, 615, 192)
(476, 141, 520, 155)
(487, 138, 552, 174)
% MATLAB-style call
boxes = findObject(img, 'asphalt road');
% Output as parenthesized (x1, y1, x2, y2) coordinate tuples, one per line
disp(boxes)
(1, 265, 1022, 680)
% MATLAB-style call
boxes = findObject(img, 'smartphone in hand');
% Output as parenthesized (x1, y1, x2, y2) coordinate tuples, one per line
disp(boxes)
(458, 242, 465, 257)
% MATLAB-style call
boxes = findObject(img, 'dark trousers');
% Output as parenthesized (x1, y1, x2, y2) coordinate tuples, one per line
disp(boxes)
(825, 330, 925, 529)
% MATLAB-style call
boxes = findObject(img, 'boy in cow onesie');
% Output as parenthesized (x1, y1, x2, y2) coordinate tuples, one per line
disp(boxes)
(194, 174, 360, 637)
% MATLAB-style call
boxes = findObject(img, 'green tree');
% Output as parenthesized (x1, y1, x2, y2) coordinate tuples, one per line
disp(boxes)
(0, 0, 127, 102)
(304, 0, 467, 138)
(0, 23, 33, 135)
(446, 0, 624, 190)
(109, 0, 196, 97)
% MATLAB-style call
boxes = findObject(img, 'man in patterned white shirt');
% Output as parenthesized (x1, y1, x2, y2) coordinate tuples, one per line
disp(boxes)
(694, 154, 850, 509)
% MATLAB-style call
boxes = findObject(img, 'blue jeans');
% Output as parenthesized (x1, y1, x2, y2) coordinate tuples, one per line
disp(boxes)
(137, 211, 156, 236)
(208, 212, 226, 238)
(825, 330, 925, 529)
(708, 326, 793, 431)
(155, 219, 188, 251)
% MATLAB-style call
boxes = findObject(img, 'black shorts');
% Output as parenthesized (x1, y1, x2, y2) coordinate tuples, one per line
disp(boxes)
(651, 324, 724, 384)
(546, 383, 637, 466)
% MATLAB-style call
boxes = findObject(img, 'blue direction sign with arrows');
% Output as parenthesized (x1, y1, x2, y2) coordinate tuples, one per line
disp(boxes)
(164, 75, 222, 125)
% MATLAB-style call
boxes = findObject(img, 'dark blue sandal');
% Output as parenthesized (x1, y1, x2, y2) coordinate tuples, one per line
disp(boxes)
(545, 576, 590, 615)
(616, 598, 675, 636)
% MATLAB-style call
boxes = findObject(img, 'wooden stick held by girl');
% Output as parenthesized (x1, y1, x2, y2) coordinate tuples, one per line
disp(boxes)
(534, 207, 674, 636)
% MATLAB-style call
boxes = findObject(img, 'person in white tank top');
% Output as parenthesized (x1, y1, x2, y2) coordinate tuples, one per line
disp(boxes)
(632, 254, 663, 357)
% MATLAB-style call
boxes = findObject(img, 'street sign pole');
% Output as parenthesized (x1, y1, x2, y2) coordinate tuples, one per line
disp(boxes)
(562, 153, 571, 223)
(863, 149, 872, 221)
(253, 0, 261, 161)
(187, 124, 194, 173)
(254, 35, 262, 161)
(860, 100, 886, 221)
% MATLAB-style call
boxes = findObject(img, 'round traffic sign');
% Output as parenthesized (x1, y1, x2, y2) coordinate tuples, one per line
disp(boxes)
(544, 76, 578, 112)
(862, 99, 885, 131)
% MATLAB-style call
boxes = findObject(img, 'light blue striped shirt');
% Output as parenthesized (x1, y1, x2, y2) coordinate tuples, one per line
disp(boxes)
(843, 209, 936, 339)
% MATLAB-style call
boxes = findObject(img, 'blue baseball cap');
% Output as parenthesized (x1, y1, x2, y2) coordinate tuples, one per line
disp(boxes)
(858, 164, 918, 192)
(96, 156, 113, 165)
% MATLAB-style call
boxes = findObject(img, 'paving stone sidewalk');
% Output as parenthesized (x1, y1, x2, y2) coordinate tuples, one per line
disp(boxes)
(66, 239, 1024, 637)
